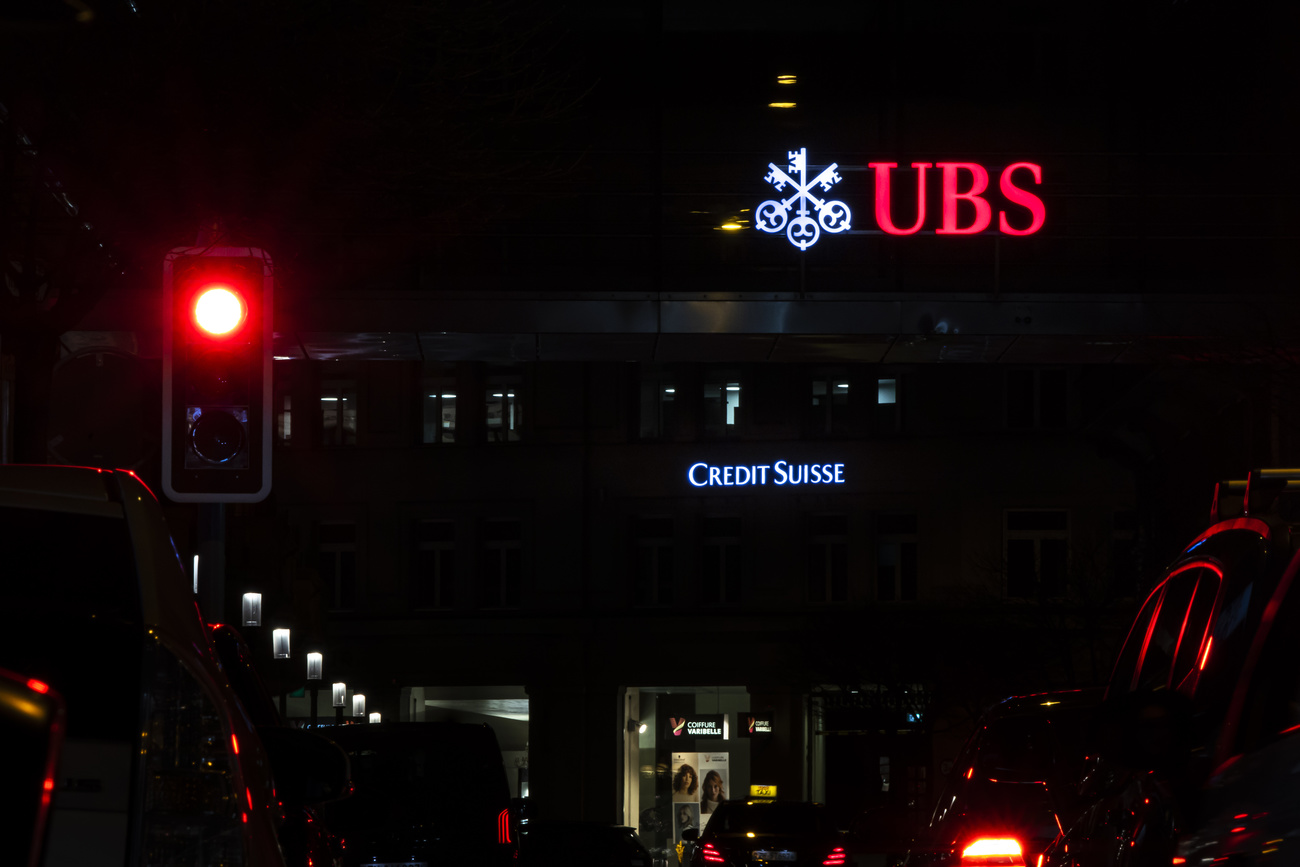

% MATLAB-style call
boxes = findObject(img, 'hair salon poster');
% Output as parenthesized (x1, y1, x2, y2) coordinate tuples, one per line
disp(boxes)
(671, 751, 729, 845)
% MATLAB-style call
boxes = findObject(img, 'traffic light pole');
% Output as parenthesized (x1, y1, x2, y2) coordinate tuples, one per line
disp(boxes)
(196, 502, 226, 622)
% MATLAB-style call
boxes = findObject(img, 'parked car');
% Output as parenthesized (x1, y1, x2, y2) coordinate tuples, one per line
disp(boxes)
(910, 689, 1101, 867)
(1045, 468, 1300, 867)
(682, 801, 849, 867)
(0, 465, 288, 865)
(521, 820, 652, 867)
(320, 720, 520, 867)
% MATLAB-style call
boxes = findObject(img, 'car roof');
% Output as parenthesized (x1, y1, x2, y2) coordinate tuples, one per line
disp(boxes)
(985, 688, 1104, 720)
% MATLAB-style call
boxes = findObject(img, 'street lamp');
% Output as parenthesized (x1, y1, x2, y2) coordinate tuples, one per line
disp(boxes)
(369, 712, 381, 724)
(332, 682, 346, 726)
(241, 592, 262, 627)
(306, 652, 323, 727)
(352, 694, 366, 718)
(272, 628, 290, 718)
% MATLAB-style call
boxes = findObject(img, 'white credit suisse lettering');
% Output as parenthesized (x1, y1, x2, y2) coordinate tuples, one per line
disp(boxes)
(687, 461, 844, 487)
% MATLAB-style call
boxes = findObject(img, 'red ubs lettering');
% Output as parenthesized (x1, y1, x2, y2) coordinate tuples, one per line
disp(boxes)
(868, 161, 1045, 236)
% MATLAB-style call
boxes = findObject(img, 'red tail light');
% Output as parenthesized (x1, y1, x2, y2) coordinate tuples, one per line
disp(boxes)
(498, 807, 512, 844)
(823, 845, 848, 865)
(702, 841, 727, 863)
(961, 838, 1025, 867)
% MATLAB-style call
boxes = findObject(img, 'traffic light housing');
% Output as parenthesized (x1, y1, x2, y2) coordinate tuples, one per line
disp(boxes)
(162, 246, 273, 502)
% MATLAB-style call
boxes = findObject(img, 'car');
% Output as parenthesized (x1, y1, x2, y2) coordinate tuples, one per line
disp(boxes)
(910, 689, 1101, 867)
(1045, 468, 1300, 867)
(210, 623, 351, 867)
(0, 464, 287, 866)
(682, 800, 849, 867)
(521, 819, 653, 867)
(320, 720, 520, 867)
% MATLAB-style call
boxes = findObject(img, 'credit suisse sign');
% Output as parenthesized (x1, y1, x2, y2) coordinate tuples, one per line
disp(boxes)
(757, 147, 1045, 250)
(688, 461, 845, 488)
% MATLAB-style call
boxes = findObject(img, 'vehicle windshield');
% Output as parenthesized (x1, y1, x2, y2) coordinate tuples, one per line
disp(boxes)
(0, 505, 143, 740)
(324, 728, 510, 808)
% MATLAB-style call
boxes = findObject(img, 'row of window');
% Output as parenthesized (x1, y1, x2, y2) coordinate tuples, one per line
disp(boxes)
(275, 365, 1070, 447)
(310, 509, 1134, 613)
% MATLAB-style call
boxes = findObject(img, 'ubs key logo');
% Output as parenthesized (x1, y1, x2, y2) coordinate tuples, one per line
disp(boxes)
(756, 147, 852, 251)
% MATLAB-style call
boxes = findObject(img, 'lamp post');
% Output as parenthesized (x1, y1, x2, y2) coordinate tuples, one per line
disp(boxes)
(352, 694, 365, 719)
(306, 652, 323, 727)
(332, 682, 346, 726)
(369, 712, 381, 724)
(272, 628, 290, 718)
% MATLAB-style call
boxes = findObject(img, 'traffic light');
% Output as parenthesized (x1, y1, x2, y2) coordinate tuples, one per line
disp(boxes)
(162, 246, 273, 502)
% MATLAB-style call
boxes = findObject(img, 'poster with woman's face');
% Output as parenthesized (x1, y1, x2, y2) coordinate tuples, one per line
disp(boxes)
(698, 753, 728, 815)
(671, 752, 699, 803)
(675, 802, 700, 836)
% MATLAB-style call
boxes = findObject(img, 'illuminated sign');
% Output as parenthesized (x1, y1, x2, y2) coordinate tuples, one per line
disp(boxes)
(688, 461, 845, 488)
(738, 714, 773, 737)
(757, 148, 1045, 248)
(757, 148, 852, 251)
(749, 784, 778, 798)
(668, 714, 725, 738)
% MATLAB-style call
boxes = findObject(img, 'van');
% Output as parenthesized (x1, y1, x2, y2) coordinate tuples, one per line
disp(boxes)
(0, 465, 285, 866)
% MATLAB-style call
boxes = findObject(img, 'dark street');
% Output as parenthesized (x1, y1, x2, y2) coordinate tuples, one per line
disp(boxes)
(2, 1, 1299, 865)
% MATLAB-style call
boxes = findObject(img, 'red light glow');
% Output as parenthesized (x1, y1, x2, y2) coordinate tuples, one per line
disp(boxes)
(869, 162, 931, 234)
(498, 808, 512, 844)
(702, 842, 726, 864)
(998, 163, 1046, 235)
(961, 838, 1025, 867)
(193, 285, 248, 337)
(231, 733, 240, 755)
(937, 163, 991, 234)
(823, 846, 848, 866)
(27, 678, 50, 694)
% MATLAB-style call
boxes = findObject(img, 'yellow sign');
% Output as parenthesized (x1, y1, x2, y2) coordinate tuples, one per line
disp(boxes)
(749, 784, 777, 798)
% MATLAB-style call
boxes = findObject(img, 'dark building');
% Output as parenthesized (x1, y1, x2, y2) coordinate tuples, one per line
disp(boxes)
(4, 0, 1299, 851)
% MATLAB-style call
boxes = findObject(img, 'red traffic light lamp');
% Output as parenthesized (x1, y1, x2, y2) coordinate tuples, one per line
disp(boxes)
(162, 247, 273, 503)
(192, 284, 248, 336)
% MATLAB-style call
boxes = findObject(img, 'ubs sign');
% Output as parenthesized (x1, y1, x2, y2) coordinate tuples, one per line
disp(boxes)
(757, 147, 1045, 250)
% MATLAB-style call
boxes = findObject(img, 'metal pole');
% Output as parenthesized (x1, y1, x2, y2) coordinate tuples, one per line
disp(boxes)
(310, 686, 318, 727)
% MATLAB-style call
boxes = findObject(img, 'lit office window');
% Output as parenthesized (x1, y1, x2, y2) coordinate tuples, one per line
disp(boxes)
(700, 516, 742, 605)
(633, 517, 674, 606)
(874, 376, 900, 435)
(807, 514, 849, 603)
(321, 379, 357, 446)
(876, 514, 917, 601)
(703, 376, 741, 437)
(479, 519, 522, 607)
(413, 520, 456, 609)
(1005, 510, 1068, 599)
(423, 388, 457, 444)
(486, 382, 522, 443)
(318, 522, 358, 610)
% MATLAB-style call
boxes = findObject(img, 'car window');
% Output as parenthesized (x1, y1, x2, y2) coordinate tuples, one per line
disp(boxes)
(706, 804, 820, 835)
(1171, 568, 1220, 693)
(1134, 568, 1199, 692)
(1109, 587, 1161, 694)
(975, 716, 1054, 780)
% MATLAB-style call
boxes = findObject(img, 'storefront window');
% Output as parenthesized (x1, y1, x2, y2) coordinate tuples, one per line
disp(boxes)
(627, 687, 754, 861)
